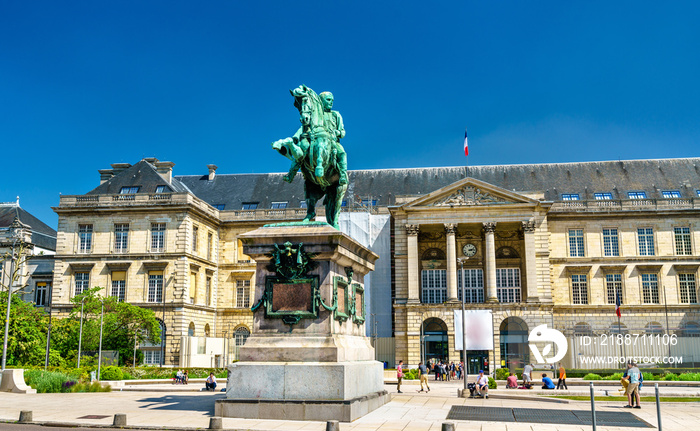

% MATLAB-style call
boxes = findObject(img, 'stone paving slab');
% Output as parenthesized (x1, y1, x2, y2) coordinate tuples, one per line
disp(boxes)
(0, 382, 696, 430)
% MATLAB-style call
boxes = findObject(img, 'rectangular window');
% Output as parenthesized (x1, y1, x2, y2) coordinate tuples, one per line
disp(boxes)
(151, 223, 165, 252)
(602, 228, 619, 257)
(205, 276, 212, 306)
(111, 271, 126, 302)
(341, 200, 347, 207)
(35, 282, 49, 306)
(143, 350, 161, 365)
(155, 185, 168, 193)
(421, 269, 447, 304)
(662, 190, 681, 198)
(114, 224, 129, 253)
(241, 202, 258, 210)
(641, 273, 660, 304)
(605, 273, 623, 304)
(679, 274, 698, 304)
(213, 204, 225, 210)
(270, 202, 288, 209)
(496, 268, 521, 303)
(568, 229, 585, 257)
(190, 271, 197, 303)
(571, 274, 588, 305)
(299, 201, 308, 208)
(457, 268, 484, 303)
(595, 192, 613, 200)
(562, 194, 580, 201)
(148, 271, 164, 302)
(697, 190, 700, 197)
(192, 225, 198, 253)
(78, 224, 93, 253)
(628, 191, 647, 199)
(74, 272, 90, 296)
(637, 228, 655, 256)
(120, 186, 140, 194)
(207, 232, 213, 260)
(674, 227, 692, 255)
(236, 280, 251, 308)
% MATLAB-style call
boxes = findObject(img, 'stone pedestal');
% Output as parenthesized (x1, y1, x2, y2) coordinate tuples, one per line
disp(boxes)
(215, 223, 388, 422)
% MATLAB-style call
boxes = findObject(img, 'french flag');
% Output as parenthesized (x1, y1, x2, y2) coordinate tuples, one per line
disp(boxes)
(615, 291, 622, 318)
(463, 128, 469, 156)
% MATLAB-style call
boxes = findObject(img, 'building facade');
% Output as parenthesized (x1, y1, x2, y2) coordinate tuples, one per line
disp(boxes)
(50, 157, 700, 368)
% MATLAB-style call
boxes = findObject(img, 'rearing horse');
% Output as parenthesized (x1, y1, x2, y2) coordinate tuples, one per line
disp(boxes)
(272, 85, 348, 229)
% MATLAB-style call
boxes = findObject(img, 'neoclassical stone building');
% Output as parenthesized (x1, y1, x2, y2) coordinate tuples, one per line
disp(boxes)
(51, 157, 700, 368)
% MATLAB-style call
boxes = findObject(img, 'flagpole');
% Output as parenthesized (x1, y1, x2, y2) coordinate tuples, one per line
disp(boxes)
(464, 127, 469, 177)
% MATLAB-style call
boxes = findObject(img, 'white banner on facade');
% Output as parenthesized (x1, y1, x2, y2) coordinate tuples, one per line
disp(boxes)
(453, 310, 494, 350)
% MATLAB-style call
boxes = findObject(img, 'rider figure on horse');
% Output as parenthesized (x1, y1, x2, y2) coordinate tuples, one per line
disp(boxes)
(282, 90, 347, 186)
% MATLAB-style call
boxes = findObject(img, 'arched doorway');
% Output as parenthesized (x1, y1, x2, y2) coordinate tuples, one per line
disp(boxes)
(500, 317, 529, 371)
(421, 318, 448, 363)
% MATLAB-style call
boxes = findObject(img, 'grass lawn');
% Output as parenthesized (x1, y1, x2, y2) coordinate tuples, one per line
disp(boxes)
(547, 396, 700, 402)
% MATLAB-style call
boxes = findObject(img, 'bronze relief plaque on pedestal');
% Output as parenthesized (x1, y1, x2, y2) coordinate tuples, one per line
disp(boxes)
(272, 281, 314, 313)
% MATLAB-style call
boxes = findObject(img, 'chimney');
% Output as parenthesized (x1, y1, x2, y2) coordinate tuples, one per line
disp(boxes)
(207, 164, 218, 181)
(99, 169, 114, 184)
(110, 163, 132, 175)
(155, 161, 175, 184)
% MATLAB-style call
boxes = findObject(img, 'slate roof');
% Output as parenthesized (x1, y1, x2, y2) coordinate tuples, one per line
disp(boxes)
(174, 158, 700, 210)
(0, 204, 57, 251)
(87, 160, 191, 195)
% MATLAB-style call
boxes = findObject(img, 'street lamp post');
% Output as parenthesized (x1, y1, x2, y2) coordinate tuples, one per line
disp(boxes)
(44, 284, 53, 370)
(2, 217, 25, 373)
(77, 296, 87, 368)
(97, 298, 104, 380)
(457, 257, 469, 392)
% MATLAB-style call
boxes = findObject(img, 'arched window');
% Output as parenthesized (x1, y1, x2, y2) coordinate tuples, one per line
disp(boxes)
(235, 327, 251, 347)
(421, 318, 448, 363)
(188, 322, 195, 336)
(610, 322, 628, 335)
(677, 321, 700, 337)
(422, 248, 446, 260)
(205, 323, 211, 337)
(573, 322, 593, 336)
(645, 322, 664, 334)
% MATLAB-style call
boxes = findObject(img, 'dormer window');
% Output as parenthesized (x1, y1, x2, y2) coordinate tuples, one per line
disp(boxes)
(594, 193, 613, 200)
(213, 204, 225, 210)
(242, 202, 258, 210)
(271, 202, 288, 209)
(562, 194, 580, 201)
(627, 191, 647, 199)
(155, 185, 170, 193)
(120, 186, 140, 194)
(661, 190, 681, 198)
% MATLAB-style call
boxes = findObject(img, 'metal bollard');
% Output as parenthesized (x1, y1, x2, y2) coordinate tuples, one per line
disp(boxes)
(18, 411, 32, 423)
(209, 417, 223, 430)
(326, 420, 340, 431)
(442, 422, 456, 431)
(589, 382, 597, 431)
(113, 413, 127, 427)
(655, 383, 662, 431)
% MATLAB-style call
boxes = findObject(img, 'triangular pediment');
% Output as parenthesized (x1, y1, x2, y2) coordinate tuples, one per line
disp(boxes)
(402, 177, 539, 208)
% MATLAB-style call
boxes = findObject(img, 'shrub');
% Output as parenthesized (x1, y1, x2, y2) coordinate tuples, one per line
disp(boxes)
(24, 370, 71, 393)
(583, 373, 602, 380)
(663, 372, 680, 381)
(603, 372, 624, 381)
(679, 372, 700, 381)
(488, 377, 497, 389)
(100, 365, 123, 381)
(495, 368, 510, 381)
(403, 368, 420, 380)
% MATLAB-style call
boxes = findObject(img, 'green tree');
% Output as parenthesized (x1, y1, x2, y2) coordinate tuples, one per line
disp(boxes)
(71, 287, 161, 366)
(0, 292, 47, 366)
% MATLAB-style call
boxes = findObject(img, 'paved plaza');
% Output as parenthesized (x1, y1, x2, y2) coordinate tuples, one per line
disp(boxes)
(1, 379, 699, 431)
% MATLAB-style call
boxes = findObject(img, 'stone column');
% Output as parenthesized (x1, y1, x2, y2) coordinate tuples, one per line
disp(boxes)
(406, 224, 420, 302)
(483, 222, 498, 303)
(445, 224, 458, 302)
(522, 220, 539, 303)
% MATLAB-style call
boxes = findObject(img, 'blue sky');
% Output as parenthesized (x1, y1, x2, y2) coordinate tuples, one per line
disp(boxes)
(1, 1, 699, 228)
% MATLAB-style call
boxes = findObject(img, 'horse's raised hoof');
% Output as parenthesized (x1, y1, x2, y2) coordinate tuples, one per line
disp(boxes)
(283, 174, 294, 183)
